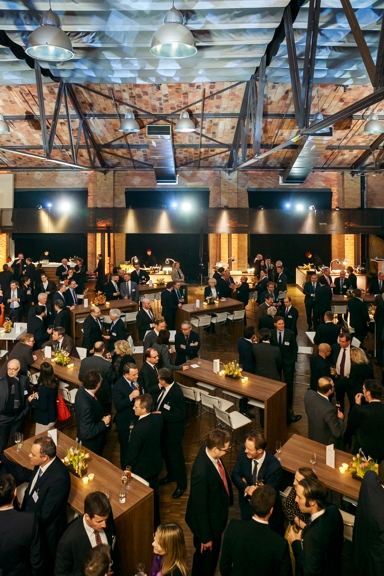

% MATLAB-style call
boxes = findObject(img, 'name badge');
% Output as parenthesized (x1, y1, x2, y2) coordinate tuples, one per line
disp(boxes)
(164, 403, 170, 410)
(112, 332, 117, 337)
(284, 341, 290, 346)
(288, 315, 292, 318)
(132, 289, 135, 292)
(32, 491, 39, 503)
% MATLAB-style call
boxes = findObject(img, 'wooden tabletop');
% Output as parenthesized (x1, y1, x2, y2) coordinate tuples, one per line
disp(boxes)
(31, 349, 82, 387)
(180, 297, 244, 316)
(278, 434, 361, 500)
(70, 299, 139, 316)
(138, 282, 187, 294)
(332, 294, 375, 304)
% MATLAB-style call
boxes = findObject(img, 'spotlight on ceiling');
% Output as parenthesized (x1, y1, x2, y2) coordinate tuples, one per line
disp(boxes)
(181, 201, 191, 211)
(296, 204, 304, 211)
(26, 8, 74, 61)
(46, 202, 52, 208)
(36, 205, 43, 210)
(59, 201, 70, 213)
(119, 111, 140, 133)
(150, 5, 197, 59)
(309, 205, 316, 211)
(285, 202, 291, 209)
(175, 111, 195, 132)
(171, 202, 178, 208)
(0, 114, 10, 134)
(363, 112, 384, 135)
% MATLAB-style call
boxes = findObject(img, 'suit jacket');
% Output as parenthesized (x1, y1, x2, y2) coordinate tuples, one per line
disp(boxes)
(112, 375, 138, 430)
(236, 282, 250, 307)
(303, 280, 318, 306)
(44, 334, 79, 358)
(27, 315, 49, 350)
(64, 288, 78, 307)
(36, 279, 56, 298)
(119, 280, 139, 302)
(55, 514, 116, 576)
(138, 361, 160, 403)
(238, 337, 256, 374)
(220, 518, 292, 576)
(106, 317, 126, 351)
(253, 342, 281, 380)
(314, 284, 333, 316)
(131, 268, 150, 285)
(347, 401, 384, 462)
(24, 263, 36, 284)
(79, 354, 115, 407)
(30, 384, 57, 425)
(318, 274, 333, 287)
(103, 280, 121, 301)
(136, 308, 156, 341)
(175, 330, 200, 364)
(55, 264, 70, 282)
(204, 286, 221, 299)
(231, 447, 283, 533)
(157, 382, 185, 443)
(270, 328, 297, 366)
(309, 354, 333, 391)
(369, 276, 384, 295)
(185, 444, 233, 542)
(276, 272, 287, 293)
(82, 315, 103, 353)
(257, 302, 272, 320)
(126, 413, 163, 480)
(348, 272, 357, 289)
(143, 328, 159, 350)
(258, 315, 275, 331)
(347, 361, 374, 399)
(161, 289, 178, 319)
(292, 504, 344, 576)
(74, 386, 107, 454)
(0, 341, 34, 377)
(282, 306, 298, 335)
(0, 508, 43, 576)
(304, 389, 344, 447)
(54, 308, 71, 334)
(256, 277, 269, 303)
(347, 297, 370, 332)
(333, 276, 350, 295)
(353, 471, 384, 576)
(152, 343, 183, 371)
(53, 290, 67, 307)
(27, 301, 53, 329)
(216, 277, 233, 299)
(0, 373, 30, 415)
(0, 269, 14, 290)
(12, 258, 26, 279)
(314, 322, 340, 346)
(4, 287, 26, 315)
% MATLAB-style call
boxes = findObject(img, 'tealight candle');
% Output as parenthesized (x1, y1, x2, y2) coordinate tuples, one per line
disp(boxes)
(82, 476, 89, 484)
(219, 370, 225, 376)
(339, 466, 345, 474)
(342, 463, 349, 470)
(67, 363, 74, 369)
(88, 473, 95, 481)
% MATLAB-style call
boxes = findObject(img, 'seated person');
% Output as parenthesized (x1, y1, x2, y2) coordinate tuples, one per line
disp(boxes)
(204, 278, 221, 300)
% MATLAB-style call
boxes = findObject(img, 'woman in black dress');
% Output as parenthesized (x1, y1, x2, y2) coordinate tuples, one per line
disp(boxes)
(28, 361, 58, 434)
(20, 276, 34, 318)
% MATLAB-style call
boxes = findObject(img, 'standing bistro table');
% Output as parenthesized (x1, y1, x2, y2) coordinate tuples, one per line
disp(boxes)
(138, 282, 188, 302)
(31, 350, 82, 387)
(5, 431, 153, 575)
(0, 322, 27, 351)
(176, 297, 244, 336)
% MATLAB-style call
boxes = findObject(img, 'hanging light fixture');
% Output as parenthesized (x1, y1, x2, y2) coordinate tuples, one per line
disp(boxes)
(150, 5, 197, 59)
(119, 111, 140, 133)
(363, 112, 384, 135)
(175, 111, 195, 132)
(0, 114, 10, 134)
(26, 3, 74, 61)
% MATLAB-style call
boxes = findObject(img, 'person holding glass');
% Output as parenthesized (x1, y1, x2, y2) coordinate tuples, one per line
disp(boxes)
(28, 361, 58, 434)
(0, 359, 30, 453)
(149, 522, 188, 576)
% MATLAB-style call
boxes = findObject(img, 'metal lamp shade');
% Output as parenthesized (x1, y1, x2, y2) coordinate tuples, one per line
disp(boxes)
(119, 112, 140, 133)
(364, 113, 384, 135)
(175, 111, 195, 132)
(26, 24, 74, 61)
(151, 23, 197, 58)
(0, 114, 10, 134)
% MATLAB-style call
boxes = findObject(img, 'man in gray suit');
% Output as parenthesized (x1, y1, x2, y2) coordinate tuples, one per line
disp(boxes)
(253, 328, 281, 381)
(304, 377, 344, 448)
(119, 273, 139, 303)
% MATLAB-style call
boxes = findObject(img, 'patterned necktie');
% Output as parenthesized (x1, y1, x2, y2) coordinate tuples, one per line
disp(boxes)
(252, 460, 258, 484)
(285, 308, 288, 316)
(38, 467, 43, 478)
(185, 334, 189, 345)
(94, 530, 102, 546)
(157, 388, 166, 409)
(11, 290, 14, 309)
(217, 460, 230, 495)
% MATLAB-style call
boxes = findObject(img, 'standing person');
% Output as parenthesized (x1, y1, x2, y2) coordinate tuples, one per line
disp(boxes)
(74, 370, 111, 456)
(79, 341, 115, 414)
(55, 258, 70, 282)
(303, 273, 318, 330)
(236, 276, 250, 309)
(20, 276, 34, 317)
(171, 261, 185, 282)
(185, 429, 233, 576)
(313, 277, 333, 328)
(282, 297, 298, 336)
(153, 330, 189, 372)
(283, 467, 318, 532)
(112, 363, 140, 468)
(309, 343, 333, 391)
(53, 299, 71, 334)
(94, 253, 105, 292)
(11, 253, 26, 282)
(314, 311, 341, 346)
(156, 368, 187, 499)
(347, 289, 370, 345)
(347, 347, 374, 409)
(53, 283, 68, 308)
(82, 307, 103, 355)
(119, 272, 139, 302)
(103, 308, 126, 352)
(161, 282, 181, 330)
(64, 279, 79, 307)
(74, 258, 86, 294)
(253, 328, 281, 380)
(144, 318, 167, 350)
(0, 332, 36, 377)
(150, 522, 188, 576)
(238, 326, 256, 374)
(347, 266, 358, 289)
(333, 270, 349, 295)
(27, 305, 50, 350)
(4, 280, 26, 322)
(28, 361, 58, 434)
(304, 377, 344, 448)
(0, 263, 14, 290)
(0, 359, 30, 453)
(220, 485, 292, 576)
(36, 273, 56, 300)
(332, 332, 352, 413)
(353, 462, 384, 576)
(131, 262, 150, 285)
(136, 297, 156, 341)
(138, 348, 161, 403)
(44, 326, 79, 358)
(103, 273, 121, 301)
(175, 320, 200, 365)
(276, 266, 287, 295)
(111, 339, 135, 379)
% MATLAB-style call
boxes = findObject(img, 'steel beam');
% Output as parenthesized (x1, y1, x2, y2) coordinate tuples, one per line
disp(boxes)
(64, 84, 76, 163)
(227, 81, 250, 169)
(47, 81, 64, 156)
(254, 63, 266, 156)
(197, 88, 205, 169)
(299, 0, 321, 129)
(283, 5, 301, 124)
(0, 147, 90, 169)
(351, 134, 384, 170)
(34, 62, 49, 156)
(375, 16, 384, 89)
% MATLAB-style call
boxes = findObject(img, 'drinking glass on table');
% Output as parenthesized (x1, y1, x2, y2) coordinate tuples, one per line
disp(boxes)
(118, 489, 126, 504)
(125, 466, 132, 488)
(310, 453, 317, 466)
(102, 486, 110, 499)
(15, 432, 23, 451)
(197, 354, 202, 367)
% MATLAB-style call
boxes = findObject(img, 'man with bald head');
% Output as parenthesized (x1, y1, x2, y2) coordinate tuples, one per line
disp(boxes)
(0, 359, 30, 452)
(309, 343, 333, 392)
(136, 298, 156, 342)
(333, 269, 349, 295)
(305, 376, 344, 447)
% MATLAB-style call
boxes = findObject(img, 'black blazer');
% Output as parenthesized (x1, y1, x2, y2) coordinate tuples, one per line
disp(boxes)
(347, 361, 374, 399)
(0, 374, 30, 415)
(30, 384, 58, 425)
(44, 334, 79, 358)
(253, 342, 281, 381)
(54, 308, 71, 334)
(28, 301, 53, 329)
(258, 315, 275, 331)
(103, 280, 121, 301)
(143, 328, 159, 350)
(55, 514, 116, 576)
(303, 280, 318, 306)
(27, 315, 49, 350)
(314, 322, 341, 346)
(161, 289, 178, 317)
(82, 315, 103, 353)
(333, 277, 350, 295)
(0, 508, 43, 576)
(55, 264, 70, 282)
(347, 297, 370, 332)
(220, 518, 292, 576)
(0, 341, 34, 377)
(304, 389, 344, 448)
(53, 290, 67, 307)
(347, 401, 384, 462)
(348, 272, 358, 289)
(282, 306, 299, 335)
(257, 277, 269, 303)
(204, 286, 221, 299)
(112, 375, 138, 431)
(236, 282, 250, 307)
(270, 328, 297, 366)
(309, 353, 333, 391)
(292, 504, 344, 576)
(36, 279, 56, 298)
(107, 317, 126, 351)
(276, 272, 287, 293)
(314, 285, 333, 316)
(79, 354, 115, 407)
(136, 308, 156, 341)
(0, 269, 14, 290)
(175, 330, 200, 364)
(185, 444, 233, 542)
(368, 276, 384, 295)
(126, 413, 163, 480)
(217, 277, 232, 298)
(157, 382, 186, 443)
(64, 288, 78, 307)
(138, 361, 160, 403)
(4, 287, 26, 315)
(74, 386, 107, 455)
(238, 337, 255, 374)
(131, 269, 150, 285)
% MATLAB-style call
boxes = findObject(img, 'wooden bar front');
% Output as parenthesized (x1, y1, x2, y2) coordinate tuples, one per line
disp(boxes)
(332, 294, 375, 305)
(175, 359, 286, 453)
(139, 282, 188, 302)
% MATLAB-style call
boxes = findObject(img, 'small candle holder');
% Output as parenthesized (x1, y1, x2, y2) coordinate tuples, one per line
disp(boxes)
(88, 473, 95, 481)
(82, 476, 89, 484)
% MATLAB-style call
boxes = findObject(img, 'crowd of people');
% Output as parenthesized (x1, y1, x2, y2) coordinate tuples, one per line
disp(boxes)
(0, 253, 383, 575)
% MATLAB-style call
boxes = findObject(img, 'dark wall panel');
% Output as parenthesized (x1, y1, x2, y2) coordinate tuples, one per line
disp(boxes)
(13, 234, 87, 263)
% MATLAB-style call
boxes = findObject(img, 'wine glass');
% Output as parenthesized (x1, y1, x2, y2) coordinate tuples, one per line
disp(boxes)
(102, 486, 110, 499)
(125, 466, 132, 489)
(275, 440, 282, 454)
(121, 470, 128, 487)
(15, 432, 23, 452)
(136, 563, 145, 576)
(310, 453, 317, 466)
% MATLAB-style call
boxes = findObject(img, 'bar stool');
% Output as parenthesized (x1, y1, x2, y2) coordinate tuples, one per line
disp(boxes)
(191, 316, 213, 347)
(227, 310, 245, 338)
(198, 391, 234, 442)
(210, 312, 229, 345)
(195, 380, 217, 396)
(214, 405, 252, 461)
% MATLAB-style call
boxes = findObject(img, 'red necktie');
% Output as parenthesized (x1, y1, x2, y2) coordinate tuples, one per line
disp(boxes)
(94, 395, 98, 401)
(94, 530, 102, 546)
(217, 460, 230, 496)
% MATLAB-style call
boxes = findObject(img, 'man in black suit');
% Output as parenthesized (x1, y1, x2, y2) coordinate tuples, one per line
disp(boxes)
(24, 257, 36, 286)
(282, 296, 298, 335)
(173, 280, 185, 305)
(126, 393, 163, 527)
(138, 348, 161, 403)
(64, 279, 79, 307)
(155, 368, 187, 499)
(303, 273, 318, 330)
(258, 307, 277, 331)
(74, 370, 111, 456)
(217, 270, 236, 299)
(12, 253, 26, 281)
(55, 258, 70, 282)
(288, 477, 344, 576)
(103, 308, 126, 352)
(346, 379, 384, 462)
(36, 273, 56, 300)
(353, 463, 384, 576)
(55, 491, 116, 576)
(332, 332, 352, 413)
(112, 363, 140, 468)
(53, 283, 68, 308)
(314, 311, 340, 346)
(368, 271, 384, 295)
(264, 256, 275, 281)
(44, 326, 79, 358)
(236, 276, 250, 310)
(374, 293, 384, 365)
(276, 265, 287, 294)
(79, 341, 115, 414)
(333, 269, 349, 295)
(186, 429, 233, 576)
(119, 272, 139, 303)
(256, 272, 268, 303)
(259, 281, 279, 308)
(94, 253, 105, 292)
(304, 377, 344, 448)
(0, 263, 13, 290)
(137, 297, 156, 341)
(53, 299, 71, 334)
(27, 304, 50, 350)
(238, 326, 256, 373)
(347, 288, 370, 345)
(82, 307, 103, 355)
(231, 433, 284, 534)
(0, 359, 30, 453)
(318, 266, 334, 289)
(0, 333, 36, 378)
(4, 280, 26, 322)
(314, 277, 333, 328)
(2, 436, 71, 570)
(213, 266, 224, 282)
(131, 262, 150, 285)
(270, 316, 301, 423)
(143, 318, 167, 350)
(161, 282, 180, 330)
(253, 328, 282, 381)
(309, 343, 333, 391)
(175, 320, 200, 364)
(0, 473, 43, 576)
(28, 292, 53, 329)
(103, 273, 121, 301)
(220, 485, 291, 576)
(257, 294, 274, 321)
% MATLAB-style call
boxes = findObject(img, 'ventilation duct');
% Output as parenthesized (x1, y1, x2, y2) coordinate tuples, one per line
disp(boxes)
(146, 124, 176, 184)
(281, 129, 333, 185)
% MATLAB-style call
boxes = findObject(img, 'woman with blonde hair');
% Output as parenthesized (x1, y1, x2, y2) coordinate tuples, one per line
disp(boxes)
(150, 522, 188, 576)
(348, 347, 373, 409)
(112, 339, 135, 378)
(170, 262, 184, 283)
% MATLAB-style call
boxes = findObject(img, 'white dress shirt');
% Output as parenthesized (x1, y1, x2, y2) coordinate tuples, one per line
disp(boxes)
(83, 515, 108, 546)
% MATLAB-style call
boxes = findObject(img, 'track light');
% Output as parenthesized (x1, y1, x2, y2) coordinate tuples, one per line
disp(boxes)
(119, 111, 140, 133)
(175, 111, 195, 132)
(151, 5, 197, 59)
(363, 113, 384, 135)
(26, 7, 74, 61)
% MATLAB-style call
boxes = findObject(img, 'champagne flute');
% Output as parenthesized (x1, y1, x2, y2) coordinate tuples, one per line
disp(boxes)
(275, 440, 281, 460)
(310, 453, 316, 466)
(121, 470, 128, 487)
(125, 466, 132, 489)
(15, 432, 23, 452)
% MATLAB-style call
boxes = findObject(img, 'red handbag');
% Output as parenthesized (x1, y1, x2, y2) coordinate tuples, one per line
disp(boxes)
(57, 393, 71, 421)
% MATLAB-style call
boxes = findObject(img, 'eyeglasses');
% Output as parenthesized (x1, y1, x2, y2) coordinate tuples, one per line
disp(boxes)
(8, 367, 19, 372)
(220, 444, 234, 453)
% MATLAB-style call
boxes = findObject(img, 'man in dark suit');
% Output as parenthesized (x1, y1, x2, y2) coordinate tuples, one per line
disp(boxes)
(4, 280, 26, 322)
(309, 343, 333, 391)
(55, 491, 116, 576)
(74, 370, 111, 456)
(231, 433, 284, 535)
(0, 333, 36, 378)
(36, 273, 56, 300)
(0, 263, 13, 290)
(332, 332, 352, 413)
(138, 348, 161, 403)
(303, 273, 318, 330)
(318, 266, 334, 288)
(53, 299, 71, 334)
(2, 435, 71, 569)
(44, 326, 79, 358)
(103, 308, 126, 352)
(368, 271, 384, 295)
(186, 429, 233, 576)
(155, 368, 187, 499)
(27, 305, 50, 350)
(347, 289, 370, 345)
(12, 253, 26, 282)
(346, 379, 384, 462)
(374, 293, 384, 365)
(353, 463, 384, 576)
(236, 276, 250, 309)
(304, 377, 344, 448)
(288, 478, 344, 576)
(220, 485, 291, 576)
(253, 328, 281, 381)
(55, 258, 70, 282)
(0, 359, 30, 453)
(53, 283, 68, 307)
(256, 272, 268, 304)
(270, 316, 301, 423)
(127, 393, 163, 527)
(258, 281, 279, 309)
(103, 273, 121, 301)
(258, 308, 277, 331)
(94, 253, 105, 292)
(314, 311, 340, 346)
(136, 298, 156, 341)
(314, 277, 333, 328)
(79, 341, 115, 414)
(0, 473, 43, 576)
(143, 318, 167, 350)
(64, 279, 79, 307)
(82, 307, 103, 355)
(131, 262, 150, 285)
(264, 256, 275, 281)
(276, 265, 287, 294)
(175, 320, 200, 364)
(119, 272, 139, 303)
(282, 296, 298, 335)
(24, 257, 36, 285)
(161, 282, 180, 330)
(333, 270, 349, 295)
(217, 270, 236, 299)
(112, 363, 140, 468)
(238, 326, 256, 373)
